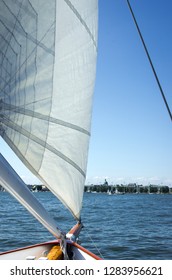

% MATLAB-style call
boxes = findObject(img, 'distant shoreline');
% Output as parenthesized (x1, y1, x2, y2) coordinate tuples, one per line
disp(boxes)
(1, 183, 171, 194)
(84, 184, 171, 194)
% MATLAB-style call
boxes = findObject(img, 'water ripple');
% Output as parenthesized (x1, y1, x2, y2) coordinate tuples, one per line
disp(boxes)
(0, 192, 172, 259)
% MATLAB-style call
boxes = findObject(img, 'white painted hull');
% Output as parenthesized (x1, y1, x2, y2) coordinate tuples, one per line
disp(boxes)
(0, 240, 101, 260)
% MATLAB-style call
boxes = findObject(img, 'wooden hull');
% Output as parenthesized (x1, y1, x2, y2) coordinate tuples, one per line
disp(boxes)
(0, 240, 101, 260)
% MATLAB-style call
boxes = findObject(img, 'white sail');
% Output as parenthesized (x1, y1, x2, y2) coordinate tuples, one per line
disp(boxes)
(0, 0, 98, 219)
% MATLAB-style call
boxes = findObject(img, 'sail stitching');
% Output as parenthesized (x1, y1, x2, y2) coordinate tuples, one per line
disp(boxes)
(0, 46, 13, 75)
(0, 0, 23, 68)
(1, 117, 86, 178)
(0, 2, 55, 96)
(1, 135, 80, 220)
(1, 102, 90, 136)
(0, 21, 55, 95)
(1, 0, 55, 56)
(64, 0, 97, 50)
(1, 15, 55, 56)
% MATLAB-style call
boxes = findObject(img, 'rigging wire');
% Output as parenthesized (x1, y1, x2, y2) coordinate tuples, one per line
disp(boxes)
(126, 0, 172, 122)
(85, 231, 104, 259)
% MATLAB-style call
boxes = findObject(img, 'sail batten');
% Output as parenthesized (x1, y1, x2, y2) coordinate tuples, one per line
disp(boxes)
(0, 0, 98, 219)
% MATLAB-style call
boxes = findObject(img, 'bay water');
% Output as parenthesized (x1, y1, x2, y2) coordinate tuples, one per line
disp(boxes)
(0, 191, 172, 260)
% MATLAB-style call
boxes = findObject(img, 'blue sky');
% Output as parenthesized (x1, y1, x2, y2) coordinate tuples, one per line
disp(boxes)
(1, 0, 172, 186)
(87, 0, 172, 186)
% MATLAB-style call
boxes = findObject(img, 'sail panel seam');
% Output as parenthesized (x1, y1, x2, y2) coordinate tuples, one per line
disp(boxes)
(1, 102, 90, 136)
(64, 0, 97, 50)
(1, 135, 81, 221)
(1, 0, 55, 56)
(2, 117, 86, 178)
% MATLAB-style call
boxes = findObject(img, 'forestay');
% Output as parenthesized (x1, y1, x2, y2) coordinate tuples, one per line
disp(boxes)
(0, 0, 98, 219)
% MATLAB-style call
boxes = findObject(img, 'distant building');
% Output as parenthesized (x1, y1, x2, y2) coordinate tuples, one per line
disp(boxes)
(103, 179, 108, 186)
